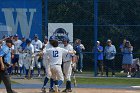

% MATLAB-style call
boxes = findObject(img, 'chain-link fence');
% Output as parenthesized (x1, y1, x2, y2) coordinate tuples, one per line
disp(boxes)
(43, 0, 140, 77)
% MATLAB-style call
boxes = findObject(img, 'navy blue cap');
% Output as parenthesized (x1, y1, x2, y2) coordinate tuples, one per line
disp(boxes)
(22, 36, 25, 39)
(26, 38, 31, 43)
(49, 35, 58, 41)
(14, 34, 18, 37)
(44, 36, 48, 40)
(34, 34, 38, 38)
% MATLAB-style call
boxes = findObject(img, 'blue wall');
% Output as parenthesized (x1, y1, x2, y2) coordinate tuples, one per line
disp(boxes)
(0, 0, 42, 40)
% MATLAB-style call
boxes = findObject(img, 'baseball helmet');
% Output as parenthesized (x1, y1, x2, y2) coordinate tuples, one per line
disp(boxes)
(49, 35, 58, 41)
(62, 35, 70, 43)
(26, 38, 31, 43)
(49, 36, 58, 47)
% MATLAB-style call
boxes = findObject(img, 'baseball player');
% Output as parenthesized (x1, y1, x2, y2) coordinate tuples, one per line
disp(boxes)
(24, 38, 34, 79)
(62, 36, 73, 92)
(13, 34, 22, 75)
(18, 36, 27, 76)
(31, 34, 42, 77)
(45, 36, 75, 93)
(41, 36, 55, 92)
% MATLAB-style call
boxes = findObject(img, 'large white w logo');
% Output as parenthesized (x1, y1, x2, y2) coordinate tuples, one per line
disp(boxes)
(2, 8, 36, 37)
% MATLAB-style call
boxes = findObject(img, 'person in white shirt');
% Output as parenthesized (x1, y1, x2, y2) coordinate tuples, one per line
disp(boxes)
(41, 36, 55, 92)
(62, 36, 73, 92)
(13, 34, 22, 75)
(44, 36, 75, 93)
(31, 34, 42, 77)
(24, 38, 34, 79)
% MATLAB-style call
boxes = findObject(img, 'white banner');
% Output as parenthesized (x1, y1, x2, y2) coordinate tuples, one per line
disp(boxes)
(48, 23, 73, 42)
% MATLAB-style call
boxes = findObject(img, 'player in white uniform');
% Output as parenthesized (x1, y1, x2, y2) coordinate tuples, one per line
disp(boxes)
(24, 38, 34, 79)
(13, 34, 22, 75)
(42, 36, 57, 92)
(45, 36, 75, 93)
(31, 34, 42, 77)
(18, 36, 27, 76)
(62, 36, 73, 92)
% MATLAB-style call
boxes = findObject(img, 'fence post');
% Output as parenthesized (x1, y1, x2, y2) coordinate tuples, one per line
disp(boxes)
(94, 0, 98, 77)
(44, 0, 48, 36)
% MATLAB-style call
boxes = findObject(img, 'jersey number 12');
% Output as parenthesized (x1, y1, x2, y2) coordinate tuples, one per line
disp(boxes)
(53, 51, 58, 57)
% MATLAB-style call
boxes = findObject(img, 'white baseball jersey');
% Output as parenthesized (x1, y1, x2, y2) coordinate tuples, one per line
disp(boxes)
(46, 47, 68, 65)
(62, 44, 73, 62)
(24, 44, 34, 70)
(31, 40, 42, 52)
(25, 44, 34, 56)
(42, 42, 52, 53)
(13, 40, 22, 54)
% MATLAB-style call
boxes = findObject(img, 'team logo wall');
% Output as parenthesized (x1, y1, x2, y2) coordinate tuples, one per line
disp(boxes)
(53, 28, 68, 41)
(0, 0, 42, 39)
(48, 23, 73, 42)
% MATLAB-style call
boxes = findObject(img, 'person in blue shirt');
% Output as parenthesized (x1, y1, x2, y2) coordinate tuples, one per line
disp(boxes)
(94, 41, 104, 76)
(0, 40, 17, 93)
(104, 39, 116, 77)
(74, 39, 85, 72)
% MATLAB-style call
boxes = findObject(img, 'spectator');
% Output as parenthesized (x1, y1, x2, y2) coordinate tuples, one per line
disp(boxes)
(120, 39, 127, 73)
(119, 39, 127, 50)
(121, 41, 133, 77)
(74, 39, 85, 72)
(96, 41, 104, 76)
(104, 39, 116, 77)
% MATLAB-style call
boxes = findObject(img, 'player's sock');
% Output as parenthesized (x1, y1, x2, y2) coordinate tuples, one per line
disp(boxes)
(66, 81, 71, 89)
(58, 80, 63, 87)
(20, 67, 22, 75)
(43, 77, 49, 87)
(38, 68, 41, 75)
(31, 70, 33, 77)
(54, 80, 58, 85)
(50, 78, 54, 89)
(8, 66, 12, 74)
(43, 68, 46, 75)
(26, 69, 29, 77)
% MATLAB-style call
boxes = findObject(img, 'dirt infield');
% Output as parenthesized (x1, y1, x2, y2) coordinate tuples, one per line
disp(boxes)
(0, 88, 140, 93)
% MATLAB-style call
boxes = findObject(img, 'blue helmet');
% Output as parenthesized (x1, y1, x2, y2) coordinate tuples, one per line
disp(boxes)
(62, 35, 70, 42)
(49, 35, 58, 41)
(26, 38, 31, 43)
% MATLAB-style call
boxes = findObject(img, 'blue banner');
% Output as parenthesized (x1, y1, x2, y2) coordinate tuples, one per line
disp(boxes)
(0, 0, 42, 40)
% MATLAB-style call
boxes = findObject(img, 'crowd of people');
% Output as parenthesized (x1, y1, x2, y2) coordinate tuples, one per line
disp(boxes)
(95, 39, 135, 78)
(0, 33, 138, 93)
(0, 34, 78, 93)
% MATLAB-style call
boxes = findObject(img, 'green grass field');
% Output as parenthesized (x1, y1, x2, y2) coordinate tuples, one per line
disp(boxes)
(76, 77, 140, 85)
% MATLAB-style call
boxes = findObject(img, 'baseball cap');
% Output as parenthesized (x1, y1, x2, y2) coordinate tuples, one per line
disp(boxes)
(97, 41, 100, 44)
(14, 34, 18, 37)
(44, 36, 48, 40)
(26, 38, 32, 43)
(22, 36, 25, 39)
(34, 34, 38, 38)
(107, 39, 112, 43)
(6, 39, 14, 45)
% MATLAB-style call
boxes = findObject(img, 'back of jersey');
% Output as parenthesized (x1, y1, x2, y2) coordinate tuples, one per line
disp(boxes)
(47, 47, 68, 65)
